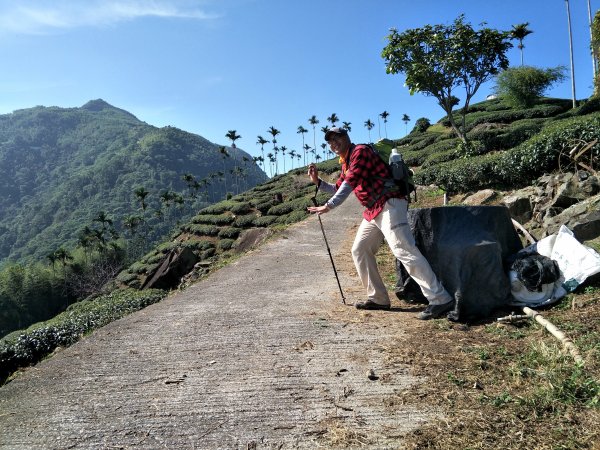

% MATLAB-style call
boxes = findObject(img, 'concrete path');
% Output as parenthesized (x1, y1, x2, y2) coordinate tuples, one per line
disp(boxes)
(0, 197, 433, 449)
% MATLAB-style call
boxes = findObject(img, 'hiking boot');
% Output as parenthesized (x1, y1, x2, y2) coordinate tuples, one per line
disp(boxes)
(395, 288, 428, 304)
(355, 300, 391, 311)
(416, 301, 455, 320)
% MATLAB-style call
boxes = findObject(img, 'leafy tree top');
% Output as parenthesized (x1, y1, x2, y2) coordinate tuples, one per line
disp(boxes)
(381, 15, 513, 143)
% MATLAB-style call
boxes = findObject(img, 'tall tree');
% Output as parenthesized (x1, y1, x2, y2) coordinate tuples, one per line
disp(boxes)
(382, 14, 512, 144)
(219, 146, 230, 193)
(256, 135, 269, 172)
(308, 115, 319, 160)
(225, 130, 241, 148)
(134, 187, 149, 212)
(327, 113, 339, 127)
(380, 111, 390, 138)
(280, 146, 287, 173)
(225, 130, 241, 192)
(510, 22, 533, 66)
(401, 114, 411, 136)
(342, 121, 352, 132)
(297, 125, 308, 166)
(364, 119, 375, 143)
(267, 126, 280, 175)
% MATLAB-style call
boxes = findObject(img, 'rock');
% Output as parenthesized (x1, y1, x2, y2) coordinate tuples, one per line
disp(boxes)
(463, 189, 497, 205)
(141, 247, 198, 290)
(502, 172, 600, 242)
(502, 188, 535, 223)
(544, 196, 600, 241)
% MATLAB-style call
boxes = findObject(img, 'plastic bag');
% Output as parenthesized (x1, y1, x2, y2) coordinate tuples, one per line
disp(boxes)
(550, 225, 600, 292)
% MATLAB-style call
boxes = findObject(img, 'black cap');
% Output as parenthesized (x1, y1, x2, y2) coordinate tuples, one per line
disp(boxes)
(324, 127, 348, 141)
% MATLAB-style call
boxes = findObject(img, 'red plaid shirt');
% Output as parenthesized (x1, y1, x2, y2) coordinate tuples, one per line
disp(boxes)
(336, 144, 404, 221)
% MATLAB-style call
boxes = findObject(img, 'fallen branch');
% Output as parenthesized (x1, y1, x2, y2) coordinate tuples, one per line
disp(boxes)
(522, 307, 584, 365)
(511, 219, 537, 245)
(496, 313, 529, 324)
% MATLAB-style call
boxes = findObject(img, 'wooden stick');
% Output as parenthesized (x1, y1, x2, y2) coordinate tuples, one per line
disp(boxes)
(522, 307, 584, 365)
(511, 219, 537, 245)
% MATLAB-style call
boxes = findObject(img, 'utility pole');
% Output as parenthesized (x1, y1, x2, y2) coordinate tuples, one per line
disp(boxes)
(588, 0, 598, 80)
(565, 0, 577, 108)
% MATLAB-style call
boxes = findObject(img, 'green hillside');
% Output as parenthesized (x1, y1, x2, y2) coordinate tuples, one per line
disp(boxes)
(114, 96, 600, 291)
(0, 99, 268, 264)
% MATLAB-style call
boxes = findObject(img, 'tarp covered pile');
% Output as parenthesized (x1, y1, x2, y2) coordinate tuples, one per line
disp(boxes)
(404, 206, 600, 321)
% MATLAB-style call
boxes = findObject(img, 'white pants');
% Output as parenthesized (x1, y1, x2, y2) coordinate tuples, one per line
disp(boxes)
(351, 198, 452, 306)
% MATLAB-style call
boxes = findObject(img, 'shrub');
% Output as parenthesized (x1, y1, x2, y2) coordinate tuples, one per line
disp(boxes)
(411, 117, 431, 134)
(267, 202, 295, 216)
(218, 227, 242, 239)
(255, 199, 276, 214)
(253, 215, 278, 227)
(276, 209, 309, 224)
(217, 239, 235, 251)
(191, 213, 234, 225)
(183, 224, 219, 236)
(234, 214, 258, 227)
(230, 202, 252, 214)
(180, 239, 215, 251)
(494, 66, 567, 108)
(0, 288, 166, 384)
(415, 113, 600, 192)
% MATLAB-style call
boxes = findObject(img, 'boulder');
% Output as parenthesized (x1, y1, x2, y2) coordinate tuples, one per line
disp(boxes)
(463, 189, 497, 205)
(141, 247, 198, 290)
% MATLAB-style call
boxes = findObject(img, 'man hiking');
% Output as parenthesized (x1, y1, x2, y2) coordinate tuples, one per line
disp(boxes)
(307, 127, 454, 320)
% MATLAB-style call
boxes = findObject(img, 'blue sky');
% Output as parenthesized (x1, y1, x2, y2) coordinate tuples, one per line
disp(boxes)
(0, 0, 598, 170)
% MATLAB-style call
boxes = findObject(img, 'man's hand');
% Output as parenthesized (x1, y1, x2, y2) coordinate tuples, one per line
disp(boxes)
(307, 204, 330, 215)
(307, 163, 319, 185)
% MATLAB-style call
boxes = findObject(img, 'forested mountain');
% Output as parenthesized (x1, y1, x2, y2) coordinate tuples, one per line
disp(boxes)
(0, 99, 267, 264)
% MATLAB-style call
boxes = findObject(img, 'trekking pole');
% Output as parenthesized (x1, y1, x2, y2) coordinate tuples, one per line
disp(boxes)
(311, 195, 346, 304)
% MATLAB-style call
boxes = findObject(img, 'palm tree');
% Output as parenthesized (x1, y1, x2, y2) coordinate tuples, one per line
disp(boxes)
(402, 114, 411, 136)
(510, 22, 533, 66)
(297, 125, 308, 166)
(46, 252, 58, 276)
(289, 149, 297, 169)
(266, 152, 275, 177)
(225, 130, 241, 148)
(364, 119, 375, 143)
(256, 135, 269, 172)
(380, 111, 390, 138)
(123, 215, 142, 237)
(219, 146, 230, 193)
(134, 187, 149, 212)
(308, 115, 319, 159)
(565, 0, 577, 108)
(267, 126, 280, 175)
(225, 130, 241, 192)
(280, 145, 287, 173)
(93, 211, 116, 246)
(327, 113, 339, 127)
(342, 121, 352, 132)
(303, 144, 312, 164)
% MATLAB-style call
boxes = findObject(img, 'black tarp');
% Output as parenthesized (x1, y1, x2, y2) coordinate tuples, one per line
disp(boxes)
(402, 206, 523, 321)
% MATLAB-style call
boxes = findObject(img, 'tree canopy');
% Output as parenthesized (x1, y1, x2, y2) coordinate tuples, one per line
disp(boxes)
(381, 15, 513, 144)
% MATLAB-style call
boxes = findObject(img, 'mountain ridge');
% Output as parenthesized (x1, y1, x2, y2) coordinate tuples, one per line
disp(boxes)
(0, 100, 267, 264)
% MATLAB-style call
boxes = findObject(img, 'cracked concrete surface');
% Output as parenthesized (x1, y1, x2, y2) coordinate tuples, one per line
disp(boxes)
(0, 196, 435, 449)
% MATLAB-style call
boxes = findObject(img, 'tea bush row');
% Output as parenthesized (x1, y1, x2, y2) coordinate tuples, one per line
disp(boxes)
(415, 113, 600, 192)
(0, 288, 166, 384)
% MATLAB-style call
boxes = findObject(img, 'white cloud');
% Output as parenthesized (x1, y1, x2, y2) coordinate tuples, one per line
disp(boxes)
(0, 0, 220, 35)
